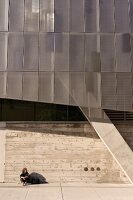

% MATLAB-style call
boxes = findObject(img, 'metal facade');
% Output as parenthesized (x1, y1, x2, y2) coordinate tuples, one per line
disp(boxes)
(0, 0, 133, 112)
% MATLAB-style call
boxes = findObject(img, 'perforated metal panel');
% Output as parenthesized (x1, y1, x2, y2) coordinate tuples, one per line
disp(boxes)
(101, 73, 117, 110)
(0, 0, 132, 112)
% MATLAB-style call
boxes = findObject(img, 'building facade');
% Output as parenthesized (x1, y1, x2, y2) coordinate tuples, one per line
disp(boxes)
(1, 0, 133, 183)
(0, 0, 133, 112)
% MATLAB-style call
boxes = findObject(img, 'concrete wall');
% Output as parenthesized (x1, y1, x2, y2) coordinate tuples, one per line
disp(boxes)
(0, 122, 6, 183)
(4, 122, 128, 184)
(0, 131, 6, 182)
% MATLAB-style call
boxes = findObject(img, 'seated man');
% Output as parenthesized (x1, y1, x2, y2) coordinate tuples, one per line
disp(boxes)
(20, 168, 48, 185)
(20, 168, 30, 186)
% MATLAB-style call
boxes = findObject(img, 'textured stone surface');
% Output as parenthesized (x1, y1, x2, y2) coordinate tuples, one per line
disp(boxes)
(0, 130, 6, 182)
(4, 122, 128, 184)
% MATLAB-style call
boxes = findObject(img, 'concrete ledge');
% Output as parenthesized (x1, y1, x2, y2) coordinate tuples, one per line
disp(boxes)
(0, 182, 132, 188)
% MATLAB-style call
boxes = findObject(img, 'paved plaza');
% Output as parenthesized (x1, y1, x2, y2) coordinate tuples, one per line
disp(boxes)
(0, 183, 133, 200)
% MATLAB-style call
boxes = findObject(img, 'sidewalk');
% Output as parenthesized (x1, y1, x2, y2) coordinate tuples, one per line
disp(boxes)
(0, 183, 133, 200)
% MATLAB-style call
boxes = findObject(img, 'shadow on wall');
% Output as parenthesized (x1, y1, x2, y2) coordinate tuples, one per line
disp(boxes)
(6, 122, 99, 139)
(115, 121, 133, 152)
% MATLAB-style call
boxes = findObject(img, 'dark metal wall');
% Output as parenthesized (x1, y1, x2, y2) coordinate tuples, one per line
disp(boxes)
(0, 0, 133, 112)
